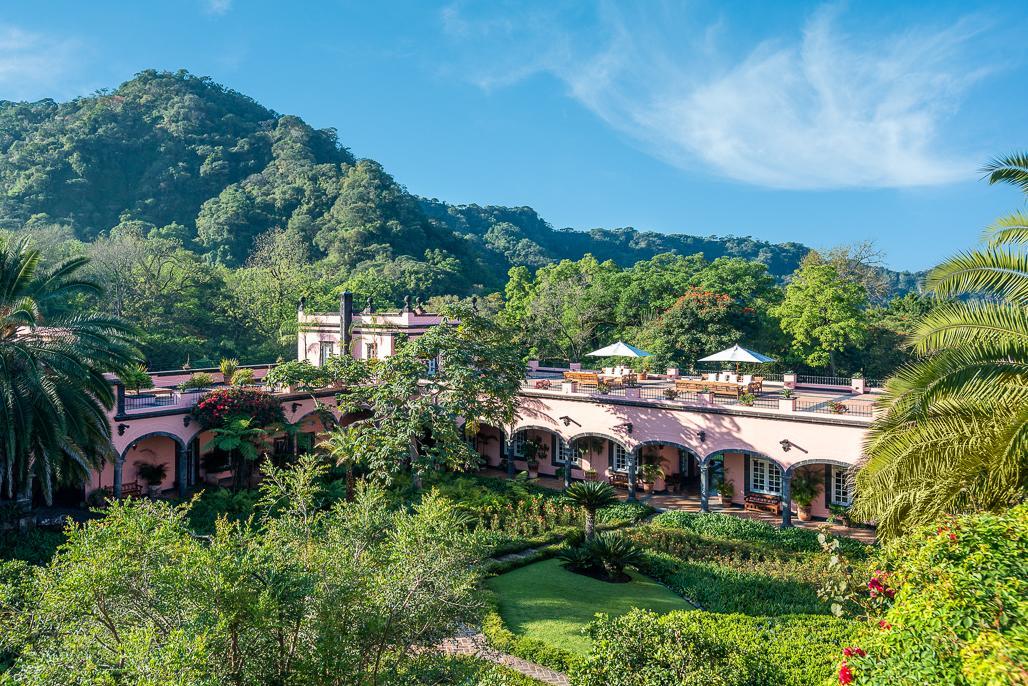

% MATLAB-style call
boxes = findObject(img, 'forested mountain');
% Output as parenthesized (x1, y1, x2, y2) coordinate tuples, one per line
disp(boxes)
(0, 69, 917, 290)
(0, 70, 922, 369)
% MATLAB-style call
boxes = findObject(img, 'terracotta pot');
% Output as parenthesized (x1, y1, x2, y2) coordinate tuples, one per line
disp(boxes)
(797, 505, 813, 521)
(528, 466, 539, 478)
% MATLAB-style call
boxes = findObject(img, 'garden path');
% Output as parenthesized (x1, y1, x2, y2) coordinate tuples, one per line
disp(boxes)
(440, 629, 570, 686)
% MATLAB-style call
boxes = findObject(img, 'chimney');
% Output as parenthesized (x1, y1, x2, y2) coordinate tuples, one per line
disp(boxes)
(340, 291, 353, 357)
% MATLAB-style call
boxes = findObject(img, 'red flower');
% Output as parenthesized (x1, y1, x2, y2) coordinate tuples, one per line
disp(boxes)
(878, 620, 892, 631)
(838, 662, 854, 685)
(843, 647, 866, 658)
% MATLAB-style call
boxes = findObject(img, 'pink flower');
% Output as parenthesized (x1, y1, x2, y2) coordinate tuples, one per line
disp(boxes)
(839, 662, 854, 685)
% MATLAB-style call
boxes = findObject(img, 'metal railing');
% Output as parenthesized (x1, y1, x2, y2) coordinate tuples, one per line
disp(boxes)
(797, 374, 852, 386)
(796, 399, 874, 417)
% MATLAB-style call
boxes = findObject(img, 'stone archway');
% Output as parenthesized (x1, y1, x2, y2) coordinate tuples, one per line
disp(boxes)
(117, 431, 189, 499)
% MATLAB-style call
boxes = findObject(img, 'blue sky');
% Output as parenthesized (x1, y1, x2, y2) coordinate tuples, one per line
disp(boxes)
(2, 1, 1027, 271)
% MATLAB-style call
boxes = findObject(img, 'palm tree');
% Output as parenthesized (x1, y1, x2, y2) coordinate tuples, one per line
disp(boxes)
(854, 153, 1028, 538)
(318, 426, 362, 501)
(564, 480, 618, 539)
(0, 237, 139, 505)
(205, 417, 270, 490)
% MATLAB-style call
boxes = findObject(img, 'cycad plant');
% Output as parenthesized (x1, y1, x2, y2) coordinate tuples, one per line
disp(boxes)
(855, 153, 1028, 538)
(0, 237, 139, 504)
(564, 480, 618, 538)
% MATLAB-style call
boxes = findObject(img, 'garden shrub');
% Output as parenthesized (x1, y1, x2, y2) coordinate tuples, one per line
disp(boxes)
(191, 387, 286, 429)
(185, 487, 262, 534)
(652, 510, 868, 557)
(596, 501, 655, 525)
(636, 550, 830, 616)
(575, 608, 862, 686)
(0, 529, 65, 566)
(842, 504, 1027, 686)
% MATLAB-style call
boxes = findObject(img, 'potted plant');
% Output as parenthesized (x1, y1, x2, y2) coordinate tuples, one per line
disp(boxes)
(851, 371, 866, 394)
(584, 468, 598, 481)
(779, 388, 794, 399)
(828, 400, 849, 414)
(739, 392, 756, 407)
(179, 372, 215, 392)
(596, 382, 611, 395)
(663, 387, 679, 401)
(219, 358, 240, 384)
(639, 463, 665, 491)
(522, 437, 547, 478)
(230, 367, 256, 386)
(790, 468, 823, 521)
(717, 479, 735, 506)
(265, 360, 331, 392)
(119, 364, 154, 393)
(134, 461, 167, 498)
(829, 504, 853, 527)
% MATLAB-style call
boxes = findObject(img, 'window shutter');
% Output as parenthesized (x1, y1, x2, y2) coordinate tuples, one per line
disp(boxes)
(743, 453, 751, 496)
(608, 439, 614, 473)
(551, 433, 558, 466)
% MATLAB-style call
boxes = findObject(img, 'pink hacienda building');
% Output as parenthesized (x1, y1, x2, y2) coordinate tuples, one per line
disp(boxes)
(83, 293, 872, 528)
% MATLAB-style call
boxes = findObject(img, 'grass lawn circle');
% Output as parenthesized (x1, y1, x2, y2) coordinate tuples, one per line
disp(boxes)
(486, 557, 692, 656)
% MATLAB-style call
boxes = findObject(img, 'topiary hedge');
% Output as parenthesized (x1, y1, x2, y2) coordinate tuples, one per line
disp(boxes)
(574, 607, 863, 686)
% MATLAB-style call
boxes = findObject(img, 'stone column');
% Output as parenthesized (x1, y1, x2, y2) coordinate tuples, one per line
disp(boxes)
(505, 438, 515, 478)
(563, 458, 572, 489)
(176, 443, 187, 498)
(113, 455, 125, 499)
(699, 461, 710, 512)
(627, 450, 638, 502)
(781, 469, 793, 528)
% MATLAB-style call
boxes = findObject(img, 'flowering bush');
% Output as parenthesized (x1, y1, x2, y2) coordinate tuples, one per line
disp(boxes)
(828, 400, 849, 414)
(835, 505, 1027, 685)
(191, 388, 286, 429)
(533, 379, 551, 390)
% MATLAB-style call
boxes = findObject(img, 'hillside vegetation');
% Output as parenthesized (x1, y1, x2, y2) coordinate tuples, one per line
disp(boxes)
(0, 70, 920, 369)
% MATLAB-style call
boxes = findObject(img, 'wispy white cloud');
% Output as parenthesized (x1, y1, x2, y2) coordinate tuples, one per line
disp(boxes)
(0, 25, 84, 100)
(205, 0, 232, 16)
(441, 2, 994, 189)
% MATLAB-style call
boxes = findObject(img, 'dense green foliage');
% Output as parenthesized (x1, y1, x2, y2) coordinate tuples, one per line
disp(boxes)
(843, 505, 1027, 685)
(0, 70, 919, 371)
(856, 153, 1028, 537)
(576, 608, 862, 686)
(0, 457, 487, 686)
(632, 514, 869, 616)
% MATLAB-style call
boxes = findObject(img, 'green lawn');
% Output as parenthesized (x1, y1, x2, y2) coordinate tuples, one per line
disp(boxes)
(486, 557, 692, 656)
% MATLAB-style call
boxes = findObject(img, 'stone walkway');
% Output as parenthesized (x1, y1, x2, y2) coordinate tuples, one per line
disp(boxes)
(440, 629, 570, 686)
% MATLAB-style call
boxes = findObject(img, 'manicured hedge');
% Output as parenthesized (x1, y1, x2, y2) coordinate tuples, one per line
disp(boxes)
(651, 510, 869, 557)
(575, 608, 863, 686)
(637, 550, 830, 616)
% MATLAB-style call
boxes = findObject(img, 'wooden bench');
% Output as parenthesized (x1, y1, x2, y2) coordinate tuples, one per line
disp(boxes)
(744, 493, 781, 515)
(563, 371, 625, 389)
(102, 480, 142, 499)
(607, 472, 629, 489)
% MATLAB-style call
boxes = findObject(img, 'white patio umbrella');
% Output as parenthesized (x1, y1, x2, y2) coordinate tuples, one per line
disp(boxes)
(698, 344, 775, 372)
(586, 341, 652, 358)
